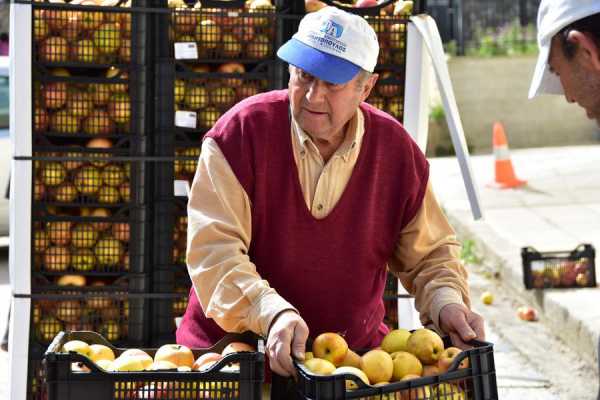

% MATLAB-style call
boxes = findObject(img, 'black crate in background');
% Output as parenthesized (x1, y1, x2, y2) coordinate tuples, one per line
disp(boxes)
(26, 345, 47, 400)
(30, 0, 149, 68)
(521, 244, 596, 289)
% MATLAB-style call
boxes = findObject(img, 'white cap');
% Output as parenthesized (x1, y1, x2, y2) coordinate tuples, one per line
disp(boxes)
(529, 0, 600, 99)
(277, 6, 379, 84)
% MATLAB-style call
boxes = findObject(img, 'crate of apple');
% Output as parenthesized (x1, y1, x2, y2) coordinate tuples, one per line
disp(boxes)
(44, 330, 265, 400)
(34, 0, 133, 66)
(295, 329, 497, 400)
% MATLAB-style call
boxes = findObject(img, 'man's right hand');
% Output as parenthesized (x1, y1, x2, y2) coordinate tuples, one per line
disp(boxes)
(266, 310, 309, 378)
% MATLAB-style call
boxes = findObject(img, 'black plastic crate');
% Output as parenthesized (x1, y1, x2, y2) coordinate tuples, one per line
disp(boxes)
(31, 0, 143, 68)
(521, 243, 596, 289)
(27, 348, 48, 400)
(44, 330, 265, 400)
(150, 290, 190, 345)
(173, 143, 200, 192)
(33, 68, 141, 142)
(31, 148, 142, 207)
(293, 337, 497, 400)
(31, 205, 144, 275)
(168, 0, 276, 63)
(31, 289, 147, 347)
(173, 63, 274, 134)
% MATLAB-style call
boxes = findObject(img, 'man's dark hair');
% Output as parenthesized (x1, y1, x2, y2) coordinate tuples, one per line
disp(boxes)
(558, 12, 600, 59)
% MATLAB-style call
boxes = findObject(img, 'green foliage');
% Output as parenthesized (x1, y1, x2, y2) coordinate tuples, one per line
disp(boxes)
(429, 104, 445, 124)
(461, 239, 483, 265)
(454, 18, 539, 57)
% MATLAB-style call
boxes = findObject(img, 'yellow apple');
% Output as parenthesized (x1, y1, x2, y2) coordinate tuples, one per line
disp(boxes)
(437, 347, 468, 373)
(154, 344, 195, 368)
(192, 352, 223, 371)
(111, 355, 146, 371)
(422, 364, 440, 377)
(118, 349, 153, 370)
(88, 344, 115, 363)
(303, 358, 336, 375)
(147, 360, 178, 370)
(406, 329, 445, 365)
(400, 374, 430, 400)
(370, 382, 399, 400)
(381, 328, 411, 354)
(340, 349, 362, 368)
(62, 340, 91, 357)
(312, 332, 348, 367)
(431, 383, 465, 399)
(304, 351, 314, 361)
(95, 359, 113, 370)
(391, 351, 422, 381)
(360, 349, 394, 384)
(333, 366, 370, 390)
(221, 342, 256, 356)
(481, 291, 494, 305)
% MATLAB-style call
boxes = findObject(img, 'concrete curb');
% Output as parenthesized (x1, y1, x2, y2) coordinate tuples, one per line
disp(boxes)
(446, 209, 600, 370)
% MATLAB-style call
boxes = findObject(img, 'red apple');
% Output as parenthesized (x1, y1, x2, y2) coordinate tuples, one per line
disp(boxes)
(312, 332, 348, 367)
(217, 62, 245, 87)
(355, 0, 377, 7)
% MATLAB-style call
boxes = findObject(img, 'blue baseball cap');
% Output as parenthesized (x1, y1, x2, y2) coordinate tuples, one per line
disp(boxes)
(277, 7, 379, 84)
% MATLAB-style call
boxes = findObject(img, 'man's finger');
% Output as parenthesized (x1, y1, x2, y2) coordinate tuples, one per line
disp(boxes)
(449, 331, 470, 350)
(274, 341, 296, 378)
(269, 355, 289, 377)
(291, 322, 309, 361)
(469, 314, 486, 342)
(452, 312, 477, 342)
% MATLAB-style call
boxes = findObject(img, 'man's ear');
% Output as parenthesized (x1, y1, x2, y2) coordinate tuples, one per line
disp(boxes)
(360, 73, 379, 102)
(567, 30, 600, 71)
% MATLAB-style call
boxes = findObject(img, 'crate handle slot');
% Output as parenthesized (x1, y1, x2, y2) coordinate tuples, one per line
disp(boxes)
(318, 0, 399, 15)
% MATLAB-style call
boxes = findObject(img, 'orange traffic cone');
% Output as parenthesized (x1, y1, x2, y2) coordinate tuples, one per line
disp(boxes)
(487, 122, 526, 189)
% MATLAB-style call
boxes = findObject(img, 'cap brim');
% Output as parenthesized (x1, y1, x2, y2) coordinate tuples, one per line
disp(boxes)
(277, 38, 361, 84)
(528, 42, 564, 99)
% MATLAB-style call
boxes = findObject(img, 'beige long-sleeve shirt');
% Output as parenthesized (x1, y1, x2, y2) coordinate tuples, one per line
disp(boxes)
(186, 107, 470, 339)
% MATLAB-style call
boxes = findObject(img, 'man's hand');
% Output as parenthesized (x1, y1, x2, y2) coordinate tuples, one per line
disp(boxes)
(266, 310, 309, 378)
(438, 303, 485, 349)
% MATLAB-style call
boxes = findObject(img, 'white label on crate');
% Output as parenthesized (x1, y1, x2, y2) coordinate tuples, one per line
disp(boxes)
(227, 11, 240, 17)
(174, 180, 191, 197)
(174, 42, 198, 60)
(175, 110, 197, 129)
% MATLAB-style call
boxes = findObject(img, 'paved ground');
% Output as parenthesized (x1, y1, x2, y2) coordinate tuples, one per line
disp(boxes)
(429, 144, 600, 388)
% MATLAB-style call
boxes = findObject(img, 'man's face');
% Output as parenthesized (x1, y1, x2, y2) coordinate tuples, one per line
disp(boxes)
(548, 35, 600, 126)
(288, 66, 377, 142)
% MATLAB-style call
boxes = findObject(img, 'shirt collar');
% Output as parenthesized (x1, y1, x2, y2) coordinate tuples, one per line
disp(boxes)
(291, 109, 365, 162)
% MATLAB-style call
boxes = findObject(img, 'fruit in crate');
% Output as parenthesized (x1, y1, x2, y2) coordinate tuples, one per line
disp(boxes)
(222, 341, 256, 356)
(340, 348, 361, 368)
(52, 183, 77, 203)
(83, 109, 114, 135)
(422, 364, 440, 377)
(184, 85, 209, 110)
(154, 344, 195, 368)
(248, 0, 274, 27)
(174, 79, 186, 103)
(40, 162, 67, 186)
(221, 33, 242, 58)
(354, 0, 377, 7)
(361, 349, 394, 384)
(89, 83, 111, 106)
(386, 101, 403, 120)
(44, 246, 71, 271)
(42, 81, 68, 109)
(431, 382, 465, 400)
(217, 62, 245, 87)
(438, 347, 468, 373)
(543, 267, 561, 287)
(304, 0, 327, 13)
(72, 223, 99, 248)
(232, 24, 256, 43)
(391, 351, 422, 380)
(94, 236, 124, 266)
(576, 271, 590, 286)
(98, 320, 121, 342)
(119, 38, 131, 62)
(193, 352, 223, 371)
(37, 315, 64, 343)
(195, 19, 221, 50)
(389, 23, 406, 50)
(74, 165, 102, 195)
(399, 374, 430, 400)
(46, 221, 73, 246)
(210, 86, 237, 109)
(312, 332, 348, 367)
(101, 164, 126, 187)
(34, 107, 50, 133)
(406, 328, 444, 365)
(39, 36, 70, 63)
(381, 328, 411, 354)
(304, 357, 336, 375)
(333, 366, 370, 389)
(98, 186, 121, 203)
(246, 34, 271, 59)
(91, 208, 112, 230)
(93, 22, 121, 55)
(198, 106, 221, 129)
(107, 93, 131, 124)
(34, 17, 49, 42)
(112, 222, 130, 242)
(50, 109, 80, 134)
(56, 300, 83, 323)
(173, 8, 198, 35)
(34, 230, 49, 253)
(63, 340, 91, 356)
(71, 247, 97, 271)
(72, 39, 97, 63)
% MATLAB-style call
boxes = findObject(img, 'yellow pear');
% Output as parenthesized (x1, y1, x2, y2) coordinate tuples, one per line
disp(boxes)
(391, 351, 423, 381)
(340, 349, 362, 368)
(88, 344, 115, 362)
(406, 329, 444, 365)
(360, 349, 394, 384)
(380, 329, 411, 354)
(303, 358, 336, 375)
(63, 340, 91, 357)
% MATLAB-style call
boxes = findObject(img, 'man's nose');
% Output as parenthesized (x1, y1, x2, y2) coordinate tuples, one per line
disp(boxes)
(305, 79, 327, 103)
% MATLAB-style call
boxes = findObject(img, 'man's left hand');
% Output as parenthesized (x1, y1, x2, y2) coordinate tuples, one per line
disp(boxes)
(438, 303, 485, 349)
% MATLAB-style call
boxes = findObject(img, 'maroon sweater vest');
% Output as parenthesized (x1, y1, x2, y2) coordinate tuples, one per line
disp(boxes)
(176, 90, 429, 350)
